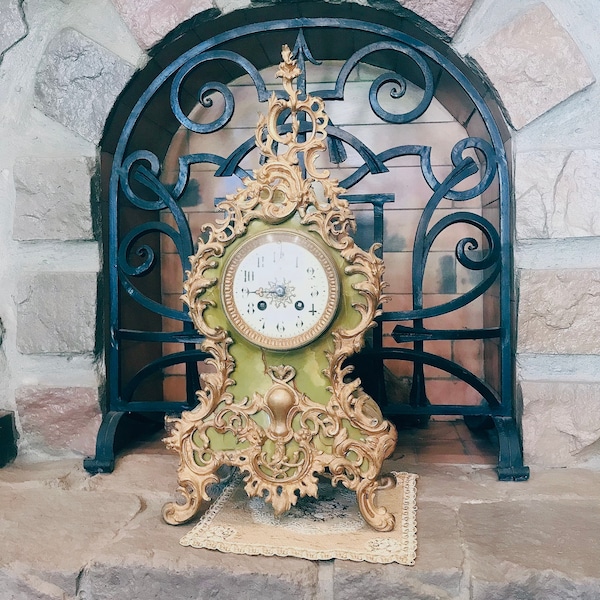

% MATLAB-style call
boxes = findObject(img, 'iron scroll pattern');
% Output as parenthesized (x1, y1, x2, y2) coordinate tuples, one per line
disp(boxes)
(84, 18, 528, 480)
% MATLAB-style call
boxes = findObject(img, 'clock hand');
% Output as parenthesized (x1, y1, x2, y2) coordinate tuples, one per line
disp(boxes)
(249, 282, 291, 299)
(249, 286, 286, 297)
(246, 280, 296, 308)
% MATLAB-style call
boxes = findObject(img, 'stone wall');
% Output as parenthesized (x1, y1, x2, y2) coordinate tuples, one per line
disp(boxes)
(0, 0, 599, 468)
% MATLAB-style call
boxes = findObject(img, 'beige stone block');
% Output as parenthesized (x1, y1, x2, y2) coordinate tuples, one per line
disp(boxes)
(518, 269, 600, 354)
(469, 4, 595, 129)
(332, 501, 464, 599)
(0, 486, 142, 598)
(520, 381, 600, 467)
(461, 499, 600, 598)
(515, 150, 565, 239)
(397, 0, 476, 37)
(15, 272, 97, 354)
(34, 28, 135, 144)
(516, 149, 600, 239)
(13, 156, 95, 241)
(15, 386, 101, 456)
(111, 0, 214, 50)
(0, 0, 27, 57)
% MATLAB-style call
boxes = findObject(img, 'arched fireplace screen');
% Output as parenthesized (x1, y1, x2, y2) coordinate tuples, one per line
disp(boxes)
(86, 17, 529, 481)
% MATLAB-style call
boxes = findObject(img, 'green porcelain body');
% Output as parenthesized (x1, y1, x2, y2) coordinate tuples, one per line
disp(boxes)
(195, 217, 370, 460)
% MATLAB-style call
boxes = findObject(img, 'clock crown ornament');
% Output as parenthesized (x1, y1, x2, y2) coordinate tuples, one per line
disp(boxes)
(163, 46, 398, 532)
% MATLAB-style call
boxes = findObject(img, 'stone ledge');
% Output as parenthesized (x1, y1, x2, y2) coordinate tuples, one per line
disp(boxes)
(461, 499, 600, 599)
(80, 556, 319, 600)
(0, 487, 142, 598)
(15, 386, 101, 457)
(332, 501, 464, 599)
(2, 459, 600, 599)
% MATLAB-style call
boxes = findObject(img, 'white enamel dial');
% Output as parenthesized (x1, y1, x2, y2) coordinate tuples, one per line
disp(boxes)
(221, 229, 340, 350)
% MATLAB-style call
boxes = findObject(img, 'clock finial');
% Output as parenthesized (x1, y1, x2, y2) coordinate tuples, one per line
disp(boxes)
(275, 44, 302, 90)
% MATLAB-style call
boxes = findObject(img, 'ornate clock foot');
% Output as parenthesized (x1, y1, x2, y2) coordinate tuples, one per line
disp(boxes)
(162, 472, 219, 525)
(377, 473, 397, 491)
(356, 477, 396, 532)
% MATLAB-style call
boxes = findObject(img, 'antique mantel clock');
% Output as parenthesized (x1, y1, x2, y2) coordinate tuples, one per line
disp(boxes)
(162, 46, 398, 531)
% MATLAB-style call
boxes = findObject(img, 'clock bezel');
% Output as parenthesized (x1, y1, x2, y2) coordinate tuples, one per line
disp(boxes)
(221, 228, 340, 351)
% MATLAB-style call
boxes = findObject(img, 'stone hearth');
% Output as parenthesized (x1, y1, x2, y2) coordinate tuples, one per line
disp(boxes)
(1, 438, 599, 600)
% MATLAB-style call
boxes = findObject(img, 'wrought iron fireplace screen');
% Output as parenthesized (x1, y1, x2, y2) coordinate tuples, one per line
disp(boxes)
(86, 17, 528, 480)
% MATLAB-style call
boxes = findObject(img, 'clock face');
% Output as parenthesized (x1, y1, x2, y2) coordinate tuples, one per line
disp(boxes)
(221, 230, 340, 350)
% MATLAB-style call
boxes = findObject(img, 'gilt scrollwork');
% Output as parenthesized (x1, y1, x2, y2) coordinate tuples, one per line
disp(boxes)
(163, 46, 397, 532)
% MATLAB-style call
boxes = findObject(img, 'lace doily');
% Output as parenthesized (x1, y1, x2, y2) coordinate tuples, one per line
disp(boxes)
(180, 471, 418, 565)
